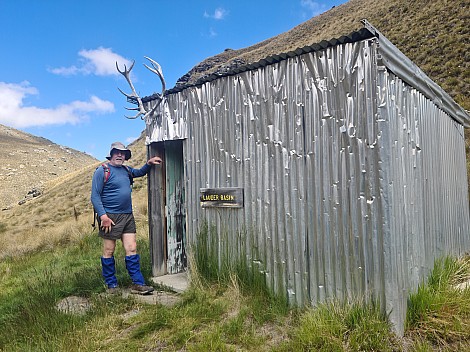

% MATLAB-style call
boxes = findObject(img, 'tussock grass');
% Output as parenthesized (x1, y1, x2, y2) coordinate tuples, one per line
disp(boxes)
(1, 219, 470, 350)
(0, 214, 93, 259)
(192, 221, 289, 318)
(277, 298, 400, 352)
(0, 148, 150, 260)
(406, 256, 470, 348)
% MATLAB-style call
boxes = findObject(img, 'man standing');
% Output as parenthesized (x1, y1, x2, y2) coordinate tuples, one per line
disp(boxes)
(91, 142, 162, 294)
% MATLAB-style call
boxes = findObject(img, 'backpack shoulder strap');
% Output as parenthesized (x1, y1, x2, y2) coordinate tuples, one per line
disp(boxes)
(123, 165, 134, 186)
(100, 163, 133, 185)
(102, 163, 111, 183)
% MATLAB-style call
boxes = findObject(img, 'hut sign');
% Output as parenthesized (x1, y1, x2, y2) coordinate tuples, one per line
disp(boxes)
(200, 188, 244, 208)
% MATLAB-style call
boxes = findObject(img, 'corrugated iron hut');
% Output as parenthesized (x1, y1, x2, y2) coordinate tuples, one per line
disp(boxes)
(133, 21, 470, 334)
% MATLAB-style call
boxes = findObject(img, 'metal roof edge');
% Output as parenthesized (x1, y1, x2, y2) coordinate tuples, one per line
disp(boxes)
(361, 19, 470, 127)
(164, 26, 375, 95)
(158, 19, 469, 127)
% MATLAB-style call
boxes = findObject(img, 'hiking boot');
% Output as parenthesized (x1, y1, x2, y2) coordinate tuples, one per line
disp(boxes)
(130, 284, 154, 295)
(107, 287, 120, 294)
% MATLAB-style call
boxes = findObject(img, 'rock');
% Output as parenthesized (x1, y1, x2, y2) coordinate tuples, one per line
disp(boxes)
(56, 296, 92, 315)
(103, 289, 182, 307)
(27, 188, 42, 198)
(18, 187, 43, 204)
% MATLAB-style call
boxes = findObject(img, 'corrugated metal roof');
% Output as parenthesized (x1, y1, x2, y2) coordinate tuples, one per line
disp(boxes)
(148, 20, 468, 127)
(164, 27, 374, 95)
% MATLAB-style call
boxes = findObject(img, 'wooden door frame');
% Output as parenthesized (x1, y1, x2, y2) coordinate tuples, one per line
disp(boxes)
(147, 141, 166, 276)
(147, 140, 187, 277)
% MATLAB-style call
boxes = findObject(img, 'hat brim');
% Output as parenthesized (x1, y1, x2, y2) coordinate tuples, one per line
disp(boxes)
(107, 148, 132, 160)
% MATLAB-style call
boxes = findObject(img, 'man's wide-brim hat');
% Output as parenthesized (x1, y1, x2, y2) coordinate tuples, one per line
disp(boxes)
(106, 142, 132, 160)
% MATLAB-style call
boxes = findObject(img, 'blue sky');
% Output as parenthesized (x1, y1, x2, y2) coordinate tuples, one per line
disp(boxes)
(0, 0, 345, 161)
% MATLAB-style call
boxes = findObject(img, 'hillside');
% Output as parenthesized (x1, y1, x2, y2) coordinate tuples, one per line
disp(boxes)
(176, 0, 469, 111)
(0, 133, 147, 259)
(0, 124, 98, 210)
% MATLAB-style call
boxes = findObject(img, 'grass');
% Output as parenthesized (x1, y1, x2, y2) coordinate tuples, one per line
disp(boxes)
(0, 232, 151, 351)
(191, 221, 291, 328)
(406, 256, 470, 348)
(279, 299, 399, 352)
(1, 213, 470, 351)
(1, 141, 470, 351)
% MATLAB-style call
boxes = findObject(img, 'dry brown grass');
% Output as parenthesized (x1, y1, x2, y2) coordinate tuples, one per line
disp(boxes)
(0, 138, 149, 259)
(0, 124, 98, 209)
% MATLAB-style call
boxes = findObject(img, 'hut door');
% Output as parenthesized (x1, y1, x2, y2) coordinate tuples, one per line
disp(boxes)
(164, 140, 187, 273)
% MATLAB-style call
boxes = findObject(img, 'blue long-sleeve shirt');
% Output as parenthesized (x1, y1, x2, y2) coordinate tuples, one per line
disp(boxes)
(91, 163, 151, 217)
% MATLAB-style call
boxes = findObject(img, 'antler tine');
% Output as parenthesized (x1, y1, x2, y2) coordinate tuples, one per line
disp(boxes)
(124, 109, 145, 120)
(124, 108, 144, 120)
(116, 60, 149, 119)
(116, 60, 139, 97)
(143, 56, 162, 74)
(117, 87, 136, 100)
(143, 56, 166, 94)
(127, 99, 158, 121)
(115, 60, 135, 75)
(142, 99, 163, 120)
(116, 57, 166, 121)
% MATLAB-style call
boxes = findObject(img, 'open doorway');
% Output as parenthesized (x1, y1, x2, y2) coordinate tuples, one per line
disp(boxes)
(147, 140, 187, 276)
(164, 140, 187, 273)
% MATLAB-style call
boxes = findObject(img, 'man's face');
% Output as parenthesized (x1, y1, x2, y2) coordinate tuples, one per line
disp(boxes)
(109, 150, 126, 166)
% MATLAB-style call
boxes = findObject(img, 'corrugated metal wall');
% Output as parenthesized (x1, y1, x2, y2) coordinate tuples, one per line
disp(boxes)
(149, 37, 470, 334)
(376, 67, 470, 331)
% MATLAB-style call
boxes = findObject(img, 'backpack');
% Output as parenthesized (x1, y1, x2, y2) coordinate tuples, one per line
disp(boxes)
(91, 163, 134, 228)
(100, 163, 133, 186)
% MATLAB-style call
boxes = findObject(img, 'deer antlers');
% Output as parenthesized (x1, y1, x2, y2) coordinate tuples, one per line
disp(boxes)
(116, 57, 166, 120)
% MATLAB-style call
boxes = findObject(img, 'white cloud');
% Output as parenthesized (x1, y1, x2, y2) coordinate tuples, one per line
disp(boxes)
(48, 65, 81, 76)
(0, 81, 114, 128)
(49, 47, 132, 77)
(209, 27, 217, 37)
(204, 7, 228, 20)
(300, 0, 328, 17)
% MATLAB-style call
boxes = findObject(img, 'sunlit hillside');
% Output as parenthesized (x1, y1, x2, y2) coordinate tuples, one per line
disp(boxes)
(0, 133, 148, 259)
(0, 124, 98, 210)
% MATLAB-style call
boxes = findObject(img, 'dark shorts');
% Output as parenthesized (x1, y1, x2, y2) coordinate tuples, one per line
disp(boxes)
(98, 213, 136, 240)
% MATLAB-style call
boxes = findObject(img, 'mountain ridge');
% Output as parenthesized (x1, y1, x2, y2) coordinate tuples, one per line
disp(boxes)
(0, 123, 98, 209)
